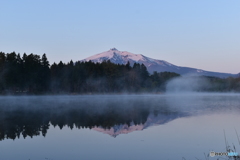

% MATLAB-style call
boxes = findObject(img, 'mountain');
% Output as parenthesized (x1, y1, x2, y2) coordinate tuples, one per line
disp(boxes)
(92, 113, 187, 137)
(81, 48, 236, 78)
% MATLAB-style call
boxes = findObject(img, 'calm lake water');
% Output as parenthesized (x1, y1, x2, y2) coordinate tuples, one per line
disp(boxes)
(0, 93, 240, 160)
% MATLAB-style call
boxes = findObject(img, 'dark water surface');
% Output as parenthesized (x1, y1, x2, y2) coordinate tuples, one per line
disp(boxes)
(0, 94, 240, 160)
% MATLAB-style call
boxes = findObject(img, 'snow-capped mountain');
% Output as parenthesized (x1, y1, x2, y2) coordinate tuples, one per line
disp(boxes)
(92, 113, 187, 137)
(81, 48, 236, 78)
(82, 48, 174, 68)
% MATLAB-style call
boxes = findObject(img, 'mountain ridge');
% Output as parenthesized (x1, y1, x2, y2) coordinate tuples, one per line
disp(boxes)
(81, 48, 236, 78)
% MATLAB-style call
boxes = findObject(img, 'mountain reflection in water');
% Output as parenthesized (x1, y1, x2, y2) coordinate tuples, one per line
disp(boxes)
(1, 94, 240, 140)
(0, 95, 189, 140)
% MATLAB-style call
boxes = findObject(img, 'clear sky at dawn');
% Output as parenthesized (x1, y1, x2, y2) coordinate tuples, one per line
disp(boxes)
(0, 0, 239, 73)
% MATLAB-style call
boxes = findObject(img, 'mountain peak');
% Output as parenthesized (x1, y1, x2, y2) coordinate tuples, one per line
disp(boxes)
(81, 49, 176, 68)
(110, 48, 118, 51)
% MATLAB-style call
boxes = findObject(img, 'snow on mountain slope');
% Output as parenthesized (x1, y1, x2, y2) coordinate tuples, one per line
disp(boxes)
(84, 48, 143, 62)
(92, 113, 186, 137)
(82, 48, 174, 67)
(81, 48, 236, 78)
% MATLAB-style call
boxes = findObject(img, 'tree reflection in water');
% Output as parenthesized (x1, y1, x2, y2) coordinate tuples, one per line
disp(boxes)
(0, 95, 186, 140)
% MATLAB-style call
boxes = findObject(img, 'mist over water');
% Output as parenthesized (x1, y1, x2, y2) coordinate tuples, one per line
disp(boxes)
(1, 93, 240, 115)
(164, 75, 240, 116)
(166, 75, 210, 93)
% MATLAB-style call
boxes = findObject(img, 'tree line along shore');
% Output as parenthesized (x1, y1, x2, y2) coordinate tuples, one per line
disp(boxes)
(0, 52, 239, 94)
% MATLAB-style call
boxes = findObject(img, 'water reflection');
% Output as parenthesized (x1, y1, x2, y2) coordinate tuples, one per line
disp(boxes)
(0, 95, 189, 140)
(0, 94, 239, 141)
(92, 113, 185, 137)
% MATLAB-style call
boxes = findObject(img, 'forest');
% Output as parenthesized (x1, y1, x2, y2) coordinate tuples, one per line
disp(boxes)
(0, 51, 240, 94)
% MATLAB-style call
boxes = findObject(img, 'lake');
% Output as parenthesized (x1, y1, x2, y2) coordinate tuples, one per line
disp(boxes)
(0, 93, 240, 160)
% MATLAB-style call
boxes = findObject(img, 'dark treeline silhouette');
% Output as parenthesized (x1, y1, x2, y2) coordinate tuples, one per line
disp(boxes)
(0, 52, 50, 93)
(205, 76, 240, 92)
(0, 52, 180, 94)
(0, 51, 240, 94)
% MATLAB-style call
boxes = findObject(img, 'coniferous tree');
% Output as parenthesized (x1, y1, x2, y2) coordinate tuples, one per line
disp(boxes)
(40, 53, 50, 92)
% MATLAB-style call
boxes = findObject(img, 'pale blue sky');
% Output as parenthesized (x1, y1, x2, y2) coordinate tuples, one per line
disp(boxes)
(0, 0, 239, 73)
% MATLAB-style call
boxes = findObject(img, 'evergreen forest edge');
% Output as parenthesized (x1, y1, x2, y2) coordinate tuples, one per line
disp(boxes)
(0, 51, 240, 94)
